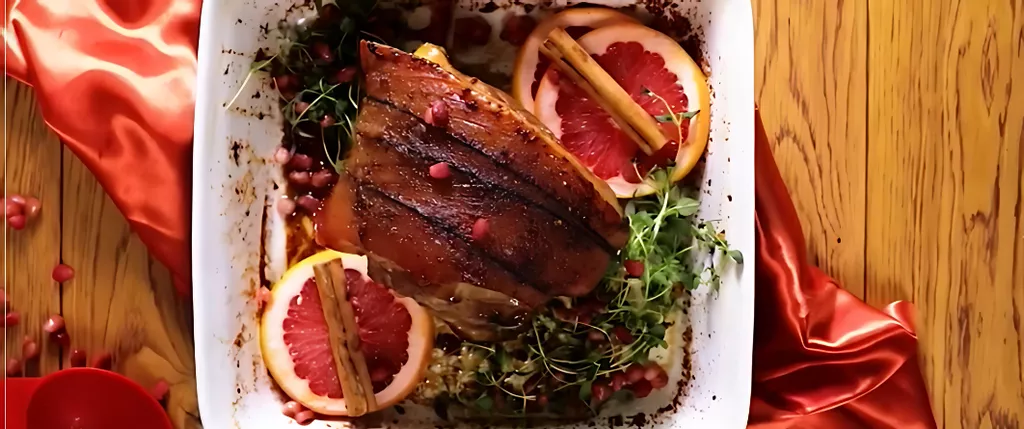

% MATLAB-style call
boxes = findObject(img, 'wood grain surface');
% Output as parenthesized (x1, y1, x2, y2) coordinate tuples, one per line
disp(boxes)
(61, 149, 201, 429)
(4, 77, 201, 428)
(754, 0, 869, 299)
(3, 81, 62, 376)
(754, 0, 1024, 427)
(863, 1, 1024, 427)
(3, 1, 1023, 428)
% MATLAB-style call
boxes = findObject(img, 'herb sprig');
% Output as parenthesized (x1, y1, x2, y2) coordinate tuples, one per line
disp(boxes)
(454, 172, 743, 416)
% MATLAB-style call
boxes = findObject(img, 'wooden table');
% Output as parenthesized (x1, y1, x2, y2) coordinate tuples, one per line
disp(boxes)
(3, 82, 201, 427)
(3, 1, 1022, 427)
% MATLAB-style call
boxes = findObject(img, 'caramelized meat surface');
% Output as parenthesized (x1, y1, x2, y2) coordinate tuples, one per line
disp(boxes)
(317, 42, 627, 341)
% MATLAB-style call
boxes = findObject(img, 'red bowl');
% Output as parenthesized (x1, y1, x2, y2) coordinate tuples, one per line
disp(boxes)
(26, 368, 172, 429)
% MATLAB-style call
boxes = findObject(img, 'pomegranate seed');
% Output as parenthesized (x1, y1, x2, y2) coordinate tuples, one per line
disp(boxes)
(334, 67, 357, 84)
(630, 379, 653, 398)
(7, 215, 26, 230)
(471, 218, 490, 241)
(22, 337, 39, 360)
(310, 170, 336, 188)
(644, 362, 667, 381)
(295, 195, 321, 213)
(624, 260, 644, 277)
(52, 264, 75, 283)
(626, 364, 646, 384)
(536, 394, 549, 407)
(5, 197, 24, 217)
(294, 101, 310, 116)
(6, 358, 22, 376)
(288, 153, 314, 171)
(9, 195, 26, 205)
(650, 369, 669, 389)
(428, 162, 451, 179)
(294, 410, 315, 425)
(320, 115, 336, 128)
(282, 400, 303, 417)
(587, 330, 605, 343)
(612, 326, 634, 344)
(256, 287, 272, 308)
(69, 349, 87, 367)
(288, 171, 312, 186)
(273, 75, 299, 92)
(43, 314, 65, 333)
(610, 372, 627, 391)
(551, 372, 567, 385)
(312, 41, 334, 62)
(24, 197, 41, 219)
(150, 379, 170, 401)
(273, 146, 292, 164)
(591, 381, 612, 403)
(91, 352, 113, 370)
(53, 331, 70, 347)
(5, 311, 20, 327)
(276, 197, 296, 217)
(424, 100, 449, 127)
(317, 3, 342, 25)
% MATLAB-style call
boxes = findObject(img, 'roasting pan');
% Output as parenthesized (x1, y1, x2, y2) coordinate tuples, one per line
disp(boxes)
(192, 0, 754, 427)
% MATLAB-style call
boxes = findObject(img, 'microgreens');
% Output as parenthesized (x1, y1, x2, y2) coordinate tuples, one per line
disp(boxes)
(642, 87, 690, 146)
(227, 0, 378, 173)
(456, 171, 743, 415)
(225, 55, 278, 110)
(654, 110, 699, 122)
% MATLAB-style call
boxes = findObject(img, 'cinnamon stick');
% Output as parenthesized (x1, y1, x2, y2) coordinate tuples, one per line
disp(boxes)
(538, 44, 650, 154)
(314, 260, 378, 416)
(544, 28, 669, 154)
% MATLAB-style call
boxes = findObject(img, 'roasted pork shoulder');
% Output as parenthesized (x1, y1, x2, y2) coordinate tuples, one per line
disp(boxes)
(316, 41, 628, 341)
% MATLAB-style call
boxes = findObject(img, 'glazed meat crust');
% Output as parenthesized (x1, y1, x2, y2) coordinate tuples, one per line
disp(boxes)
(316, 42, 628, 341)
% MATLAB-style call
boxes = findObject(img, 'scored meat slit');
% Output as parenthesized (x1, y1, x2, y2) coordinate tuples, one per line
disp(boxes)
(349, 131, 612, 297)
(359, 98, 617, 254)
(352, 176, 566, 295)
(353, 187, 546, 306)
(353, 185, 565, 297)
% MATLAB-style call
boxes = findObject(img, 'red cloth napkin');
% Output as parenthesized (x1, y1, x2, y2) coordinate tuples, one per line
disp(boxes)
(4, 1, 937, 427)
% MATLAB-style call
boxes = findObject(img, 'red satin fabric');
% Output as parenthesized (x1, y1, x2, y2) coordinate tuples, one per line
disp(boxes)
(750, 112, 936, 428)
(4, 1, 936, 426)
(5, 0, 199, 295)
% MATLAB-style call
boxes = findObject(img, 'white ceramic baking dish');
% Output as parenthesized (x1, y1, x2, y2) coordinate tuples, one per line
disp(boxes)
(192, 0, 754, 427)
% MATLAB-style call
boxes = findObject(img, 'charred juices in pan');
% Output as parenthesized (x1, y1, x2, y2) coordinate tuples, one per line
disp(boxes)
(248, 1, 742, 422)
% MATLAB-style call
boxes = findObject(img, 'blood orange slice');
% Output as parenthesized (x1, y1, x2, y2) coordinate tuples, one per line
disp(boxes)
(260, 250, 434, 416)
(533, 22, 711, 198)
(511, 7, 638, 113)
